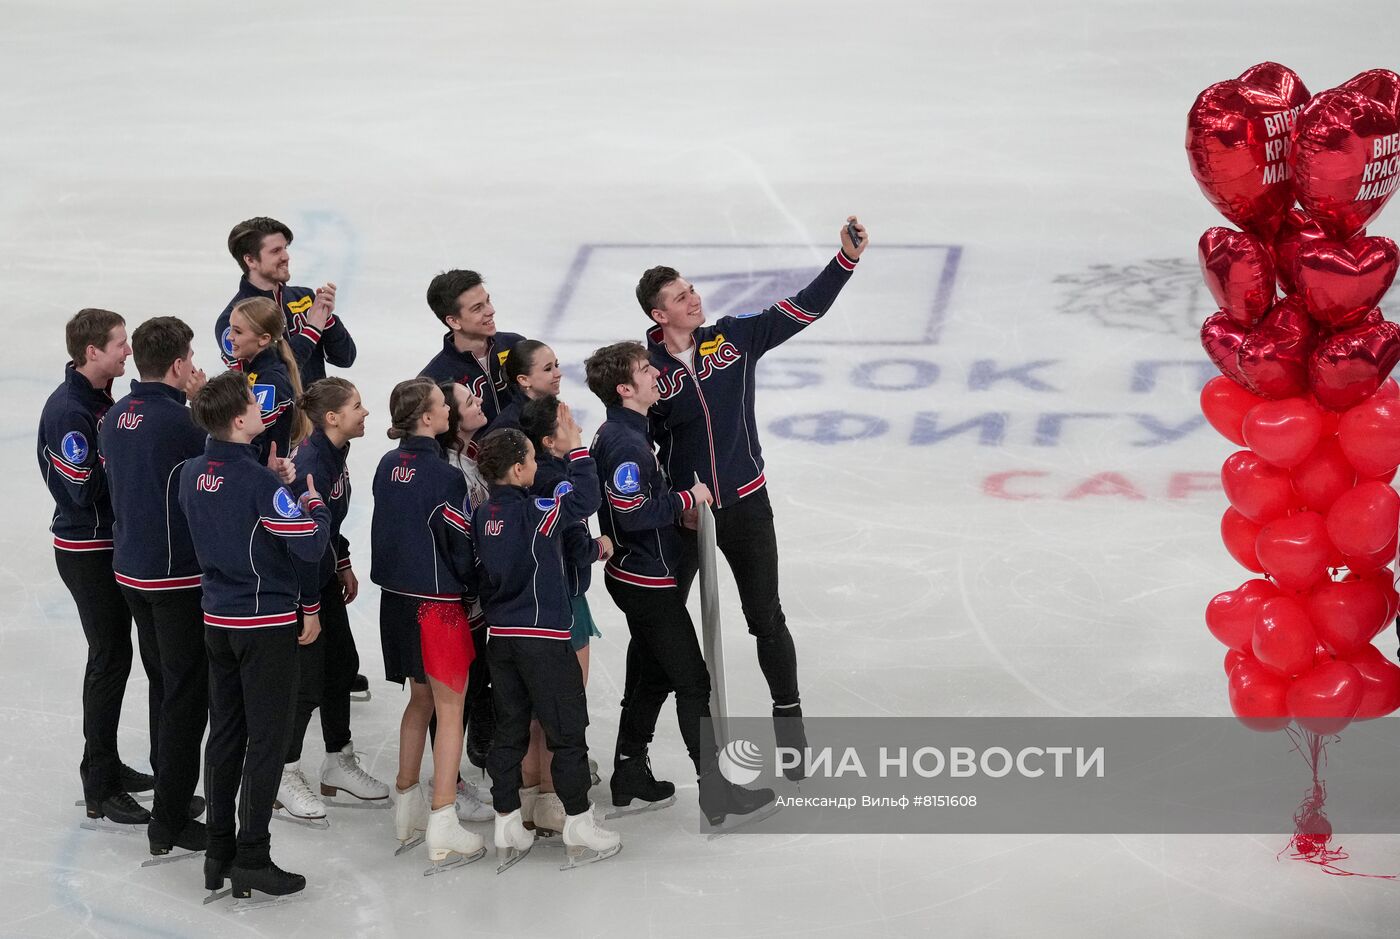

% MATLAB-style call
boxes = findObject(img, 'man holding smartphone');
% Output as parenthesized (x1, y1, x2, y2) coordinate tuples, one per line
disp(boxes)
(636, 216, 867, 780)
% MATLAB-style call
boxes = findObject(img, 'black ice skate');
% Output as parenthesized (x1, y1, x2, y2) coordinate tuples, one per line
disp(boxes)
(350, 673, 371, 702)
(772, 703, 809, 783)
(605, 753, 677, 820)
(143, 818, 207, 867)
(81, 791, 151, 834)
(202, 855, 233, 905)
(698, 771, 779, 837)
(119, 762, 155, 793)
(229, 861, 306, 911)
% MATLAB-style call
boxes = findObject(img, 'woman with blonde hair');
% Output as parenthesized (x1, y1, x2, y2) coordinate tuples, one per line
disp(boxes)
(224, 296, 309, 464)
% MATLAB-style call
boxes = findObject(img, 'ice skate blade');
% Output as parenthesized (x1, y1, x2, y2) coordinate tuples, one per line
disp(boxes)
(202, 888, 232, 906)
(79, 819, 147, 836)
(323, 796, 391, 811)
(705, 803, 782, 840)
(560, 841, 622, 870)
(230, 892, 304, 913)
(272, 808, 330, 830)
(142, 848, 204, 867)
(494, 842, 533, 874)
(394, 834, 425, 856)
(349, 691, 371, 703)
(422, 846, 486, 876)
(604, 795, 676, 820)
(73, 792, 153, 807)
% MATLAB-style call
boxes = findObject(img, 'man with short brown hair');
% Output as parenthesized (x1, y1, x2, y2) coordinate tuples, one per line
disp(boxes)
(38, 308, 159, 826)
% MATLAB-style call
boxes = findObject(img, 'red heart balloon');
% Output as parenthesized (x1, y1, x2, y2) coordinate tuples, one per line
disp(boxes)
(1241, 398, 1323, 467)
(1363, 568, 1399, 623)
(1325, 479, 1400, 557)
(1228, 656, 1292, 731)
(1338, 395, 1400, 475)
(1225, 648, 1248, 676)
(1305, 577, 1389, 656)
(1290, 83, 1400, 240)
(1290, 436, 1356, 512)
(1342, 643, 1400, 719)
(1340, 534, 1397, 576)
(1253, 595, 1320, 675)
(1255, 510, 1333, 590)
(1207, 578, 1279, 649)
(1294, 236, 1399, 328)
(1309, 317, 1400, 411)
(1274, 208, 1334, 293)
(1237, 296, 1315, 398)
(1341, 69, 1400, 125)
(1201, 375, 1267, 445)
(1187, 63, 1310, 235)
(1199, 227, 1277, 326)
(1287, 660, 1363, 734)
(1201, 311, 1251, 388)
(1221, 450, 1295, 523)
(1220, 507, 1267, 572)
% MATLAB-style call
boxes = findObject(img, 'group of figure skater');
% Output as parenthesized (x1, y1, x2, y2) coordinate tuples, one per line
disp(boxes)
(36, 212, 868, 901)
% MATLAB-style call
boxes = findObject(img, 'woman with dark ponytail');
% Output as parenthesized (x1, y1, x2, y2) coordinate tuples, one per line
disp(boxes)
(370, 378, 486, 871)
(492, 340, 561, 432)
(274, 378, 390, 825)
(225, 296, 309, 465)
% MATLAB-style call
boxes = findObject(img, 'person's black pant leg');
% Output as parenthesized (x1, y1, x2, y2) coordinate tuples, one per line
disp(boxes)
(317, 579, 355, 753)
(516, 640, 591, 816)
(486, 638, 532, 813)
(285, 611, 325, 764)
(607, 578, 712, 773)
(55, 549, 135, 801)
(122, 586, 206, 835)
(203, 626, 245, 861)
(714, 489, 799, 707)
(233, 627, 299, 865)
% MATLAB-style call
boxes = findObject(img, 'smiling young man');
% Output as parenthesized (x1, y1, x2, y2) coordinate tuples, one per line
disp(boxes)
(420, 269, 527, 430)
(638, 217, 868, 780)
(215, 217, 357, 383)
(38, 308, 160, 826)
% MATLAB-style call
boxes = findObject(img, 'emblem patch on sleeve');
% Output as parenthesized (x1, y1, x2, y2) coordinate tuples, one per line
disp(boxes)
(273, 487, 302, 518)
(613, 462, 641, 494)
(61, 431, 88, 464)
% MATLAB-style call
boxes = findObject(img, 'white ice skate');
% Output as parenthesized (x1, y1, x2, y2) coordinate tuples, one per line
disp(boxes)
(423, 804, 487, 875)
(454, 780, 494, 822)
(561, 805, 621, 870)
(532, 792, 566, 837)
(519, 785, 540, 830)
(392, 783, 429, 856)
(273, 765, 329, 829)
(319, 745, 390, 807)
(494, 808, 535, 874)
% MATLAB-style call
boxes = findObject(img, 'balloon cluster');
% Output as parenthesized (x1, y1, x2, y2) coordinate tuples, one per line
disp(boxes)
(1188, 64, 1400, 737)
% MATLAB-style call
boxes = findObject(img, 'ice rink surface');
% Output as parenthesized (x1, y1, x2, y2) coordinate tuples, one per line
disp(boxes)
(5, 1, 1400, 936)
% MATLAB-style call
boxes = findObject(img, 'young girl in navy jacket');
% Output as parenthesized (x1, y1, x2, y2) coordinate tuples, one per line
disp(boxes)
(370, 378, 486, 870)
(276, 378, 390, 823)
(224, 296, 307, 465)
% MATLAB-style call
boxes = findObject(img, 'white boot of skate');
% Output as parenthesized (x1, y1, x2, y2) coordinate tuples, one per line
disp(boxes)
(561, 805, 621, 870)
(392, 783, 429, 855)
(455, 780, 494, 822)
(494, 808, 535, 874)
(319, 745, 389, 803)
(274, 764, 328, 829)
(519, 785, 540, 831)
(424, 804, 486, 874)
(533, 792, 566, 836)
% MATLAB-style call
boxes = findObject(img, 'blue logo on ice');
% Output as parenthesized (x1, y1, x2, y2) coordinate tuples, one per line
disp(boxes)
(221, 326, 235, 357)
(60, 431, 88, 464)
(614, 462, 641, 494)
(273, 487, 302, 518)
(252, 383, 276, 413)
(718, 739, 763, 786)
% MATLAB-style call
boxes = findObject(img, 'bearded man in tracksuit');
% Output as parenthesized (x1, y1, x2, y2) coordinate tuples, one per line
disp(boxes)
(637, 216, 868, 779)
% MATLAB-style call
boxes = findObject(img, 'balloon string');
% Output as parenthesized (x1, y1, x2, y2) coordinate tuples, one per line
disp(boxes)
(1274, 725, 1396, 879)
